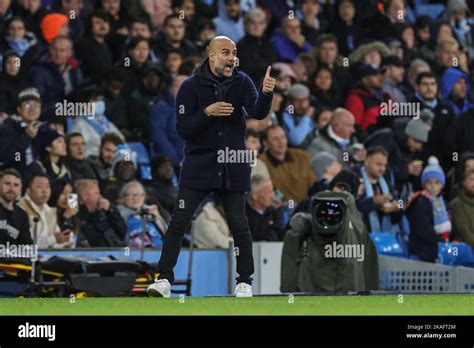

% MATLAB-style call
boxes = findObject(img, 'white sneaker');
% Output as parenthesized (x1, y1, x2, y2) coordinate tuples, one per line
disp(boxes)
(147, 279, 171, 298)
(234, 283, 253, 298)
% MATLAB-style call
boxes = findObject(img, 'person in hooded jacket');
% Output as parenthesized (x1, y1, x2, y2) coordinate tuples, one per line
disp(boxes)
(128, 61, 169, 142)
(440, 67, 472, 117)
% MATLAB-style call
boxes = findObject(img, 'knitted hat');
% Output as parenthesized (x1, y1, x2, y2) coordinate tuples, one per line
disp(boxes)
(38, 128, 62, 152)
(18, 87, 41, 105)
(40, 13, 69, 44)
(421, 156, 445, 186)
(288, 83, 310, 99)
(311, 152, 338, 179)
(405, 119, 430, 143)
(330, 170, 361, 196)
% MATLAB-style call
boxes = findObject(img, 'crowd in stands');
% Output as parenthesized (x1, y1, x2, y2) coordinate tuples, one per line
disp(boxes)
(1, 0, 474, 263)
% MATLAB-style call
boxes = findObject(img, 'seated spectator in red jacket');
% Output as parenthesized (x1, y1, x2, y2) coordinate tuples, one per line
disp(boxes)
(346, 64, 391, 139)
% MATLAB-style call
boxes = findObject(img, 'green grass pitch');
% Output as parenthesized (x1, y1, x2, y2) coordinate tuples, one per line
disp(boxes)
(0, 294, 473, 315)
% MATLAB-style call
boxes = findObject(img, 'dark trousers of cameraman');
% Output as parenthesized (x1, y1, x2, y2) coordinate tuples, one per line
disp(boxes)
(157, 187, 254, 285)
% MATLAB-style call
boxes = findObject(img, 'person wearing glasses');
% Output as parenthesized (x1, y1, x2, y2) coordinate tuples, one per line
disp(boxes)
(117, 180, 168, 248)
(0, 87, 48, 172)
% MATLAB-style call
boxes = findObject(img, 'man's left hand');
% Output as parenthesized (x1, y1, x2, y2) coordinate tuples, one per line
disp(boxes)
(262, 66, 276, 94)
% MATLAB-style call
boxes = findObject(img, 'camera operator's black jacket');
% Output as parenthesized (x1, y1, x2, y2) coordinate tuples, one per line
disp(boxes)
(281, 191, 379, 293)
(175, 58, 273, 192)
(76, 205, 126, 247)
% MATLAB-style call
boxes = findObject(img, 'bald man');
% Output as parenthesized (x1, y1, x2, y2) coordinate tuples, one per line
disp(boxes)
(307, 108, 365, 168)
(147, 36, 276, 298)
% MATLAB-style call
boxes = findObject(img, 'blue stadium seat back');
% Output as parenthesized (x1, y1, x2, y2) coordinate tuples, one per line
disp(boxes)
(438, 242, 474, 267)
(139, 165, 152, 181)
(396, 233, 410, 258)
(413, 0, 429, 5)
(370, 232, 404, 257)
(127, 142, 151, 165)
(405, 7, 416, 22)
(416, 4, 445, 19)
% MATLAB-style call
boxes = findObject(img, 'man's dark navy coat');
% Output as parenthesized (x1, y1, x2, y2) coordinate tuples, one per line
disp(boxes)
(175, 58, 273, 192)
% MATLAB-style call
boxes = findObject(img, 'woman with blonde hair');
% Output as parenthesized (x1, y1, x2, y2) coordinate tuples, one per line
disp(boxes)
(117, 180, 168, 248)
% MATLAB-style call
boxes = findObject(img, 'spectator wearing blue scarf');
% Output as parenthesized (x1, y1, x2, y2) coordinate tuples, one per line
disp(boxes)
(357, 146, 402, 234)
(406, 156, 452, 262)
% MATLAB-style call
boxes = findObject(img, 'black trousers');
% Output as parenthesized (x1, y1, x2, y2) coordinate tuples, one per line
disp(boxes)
(157, 186, 254, 285)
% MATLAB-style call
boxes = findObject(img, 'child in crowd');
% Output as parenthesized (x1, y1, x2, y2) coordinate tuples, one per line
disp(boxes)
(406, 156, 451, 262)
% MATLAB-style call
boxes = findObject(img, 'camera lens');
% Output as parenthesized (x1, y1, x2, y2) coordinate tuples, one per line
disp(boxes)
(315, 201, 344, 228)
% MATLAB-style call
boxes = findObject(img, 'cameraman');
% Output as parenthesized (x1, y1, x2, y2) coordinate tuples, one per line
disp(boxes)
(281, 170, 379, 293)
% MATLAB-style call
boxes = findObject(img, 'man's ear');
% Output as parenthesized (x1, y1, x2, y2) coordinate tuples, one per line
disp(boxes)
(250, 191, 257, 201)
(208, 49, 215, 62)
(17, 106, 21, 115)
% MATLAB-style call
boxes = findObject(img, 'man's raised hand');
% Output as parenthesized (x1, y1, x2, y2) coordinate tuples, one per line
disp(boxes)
(204, 102, 234, 117)
(262, 66, 276, 94)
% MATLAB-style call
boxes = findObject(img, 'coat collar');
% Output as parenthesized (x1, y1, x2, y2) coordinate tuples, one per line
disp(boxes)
(194, 57, 240, 86)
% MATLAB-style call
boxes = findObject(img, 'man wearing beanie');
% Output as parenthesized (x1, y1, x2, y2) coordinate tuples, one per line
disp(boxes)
(330, 169, 361, 196)
(406, 156, 452, 262)
(365, 118, 431, 197)
(286, 152, 342, 219)
(310, 151, 342, 195)
(281, 84, 315, 147)
(0, 87, 48, 172)
(40, 13, 69, 44)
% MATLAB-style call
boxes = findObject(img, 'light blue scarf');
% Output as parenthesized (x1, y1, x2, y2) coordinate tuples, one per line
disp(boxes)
(361, 166, 398, 234)
(6, 37, 30, 57)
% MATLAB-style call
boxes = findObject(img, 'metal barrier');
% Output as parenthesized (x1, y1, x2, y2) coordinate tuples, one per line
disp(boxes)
(379, 256, 474, 293)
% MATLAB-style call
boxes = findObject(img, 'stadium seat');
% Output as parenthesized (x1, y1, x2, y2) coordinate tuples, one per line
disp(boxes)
(415, 4, 445, 19)
(125, 142, 152, 181)
(438, 242, 474, 267)
(126, 142, 151, 164)
(370, 232, 405, 257)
